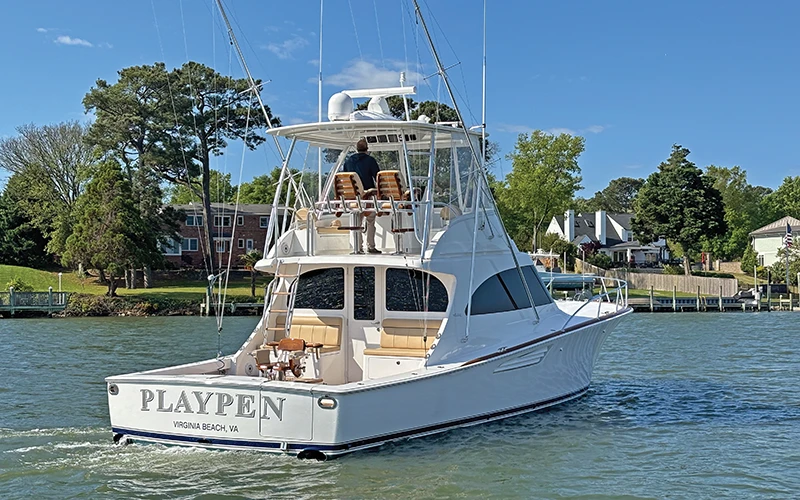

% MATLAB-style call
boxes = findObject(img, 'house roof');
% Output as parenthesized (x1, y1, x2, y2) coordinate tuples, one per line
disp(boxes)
(749, 216, 800, 237)
(171, 203, 281, 216)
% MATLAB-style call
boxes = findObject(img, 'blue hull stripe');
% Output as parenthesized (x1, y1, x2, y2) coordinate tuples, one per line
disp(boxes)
(112, 385, 590, 453)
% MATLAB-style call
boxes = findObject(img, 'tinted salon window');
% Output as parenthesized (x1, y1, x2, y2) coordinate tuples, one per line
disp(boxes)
(521, 265, 554, 306)
(294, 268, 344, 310)
(386, 268, 448, 312)
(468, 274, 516, 315)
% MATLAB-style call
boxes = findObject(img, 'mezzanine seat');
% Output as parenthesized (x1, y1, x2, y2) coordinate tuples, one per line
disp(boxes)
(362, 318, 442, 358)
(275, 315, 343, 354)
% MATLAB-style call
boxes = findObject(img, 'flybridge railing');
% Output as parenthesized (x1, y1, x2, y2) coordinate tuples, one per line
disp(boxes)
(560, 276, 629, 330)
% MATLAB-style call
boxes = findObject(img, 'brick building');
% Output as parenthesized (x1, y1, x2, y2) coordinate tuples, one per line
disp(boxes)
(162, 203, 283, 269)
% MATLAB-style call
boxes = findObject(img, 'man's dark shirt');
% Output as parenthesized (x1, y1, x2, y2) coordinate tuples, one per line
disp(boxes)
(343, 152, 380, 191)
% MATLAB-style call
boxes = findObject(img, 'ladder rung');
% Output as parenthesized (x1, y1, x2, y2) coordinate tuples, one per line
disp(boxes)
(273, 291, 292, 295)
(275, 274, 297, 278)
(265, 327, 287, 331)
(391, 228, 415, 233)
(270, 309, 289, 313)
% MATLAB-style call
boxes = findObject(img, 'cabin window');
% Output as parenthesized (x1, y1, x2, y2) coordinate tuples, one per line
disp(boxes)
(385, 268, 448, 312)
(468, 266, 552, 315)
(353, 267, 375, 320)
(294, 268, 344, 310)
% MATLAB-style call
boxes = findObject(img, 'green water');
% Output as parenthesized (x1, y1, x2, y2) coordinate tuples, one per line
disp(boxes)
(0, 313, 798, 499)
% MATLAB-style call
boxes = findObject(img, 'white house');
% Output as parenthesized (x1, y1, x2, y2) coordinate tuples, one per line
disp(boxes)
(749, 216, 800, 267)
(546, 210, 669, 264)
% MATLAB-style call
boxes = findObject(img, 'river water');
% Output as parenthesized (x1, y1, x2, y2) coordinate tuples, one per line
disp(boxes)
(0, 313, 798, 499)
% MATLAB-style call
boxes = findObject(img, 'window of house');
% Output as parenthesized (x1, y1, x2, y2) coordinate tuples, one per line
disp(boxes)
(181, 238, 199, 252)
(162, 238, 182, 256)
(246, 239, 254, 251)
(468, 266, 552, 315)
(627, 231, 633, 242)
(294, 268, 344, 310)
(237, 238, 244, 249)
(237, 215, 244, 226)
(260, 216, 269, 228)
(354, 267, 375, 320)
(385, 268, 448, 312)
(215, 240, 228, 253)
(214, 215, 231, 227)
(186, 215, 203, 226)
(757, 255, 764, 266)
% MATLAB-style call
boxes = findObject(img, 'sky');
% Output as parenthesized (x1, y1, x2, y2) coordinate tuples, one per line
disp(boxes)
(1, 0, 798, 197)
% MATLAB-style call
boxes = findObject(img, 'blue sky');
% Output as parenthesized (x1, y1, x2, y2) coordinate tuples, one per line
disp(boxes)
(1, 0, 798, 197)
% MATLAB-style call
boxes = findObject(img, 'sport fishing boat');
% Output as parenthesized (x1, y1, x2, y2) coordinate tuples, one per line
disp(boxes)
(105, 2, 631, 459)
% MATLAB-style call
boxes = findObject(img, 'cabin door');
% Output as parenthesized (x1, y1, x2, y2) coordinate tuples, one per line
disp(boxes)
(347, 266, 382, 382)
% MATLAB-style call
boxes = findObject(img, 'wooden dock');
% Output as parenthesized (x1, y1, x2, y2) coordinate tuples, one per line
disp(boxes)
(0, 289, 69, 316)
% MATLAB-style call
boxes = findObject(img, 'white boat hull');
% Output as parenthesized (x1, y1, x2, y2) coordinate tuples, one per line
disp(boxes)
(107, 309, 629, 458)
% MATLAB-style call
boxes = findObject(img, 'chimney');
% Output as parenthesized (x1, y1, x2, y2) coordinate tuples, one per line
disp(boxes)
(565, 210, 575, 243)
(596, 210, 606, 245)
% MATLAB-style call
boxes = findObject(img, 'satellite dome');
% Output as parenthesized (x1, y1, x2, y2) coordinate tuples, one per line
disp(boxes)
(327, 92, 353, 121)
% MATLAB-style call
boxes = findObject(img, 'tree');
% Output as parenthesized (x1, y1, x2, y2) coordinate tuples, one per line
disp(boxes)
(589, 177, 644, 213)
(84, 61, 276, 274)
(63, 161, 147, 296)
(761, 176, 800, 223)
(703, 166, 770, 260)
(740, 241, 758, 275)
(495, 131, 584, 251)
(0, 121, 94, 256)
(632, 145, 726, 275)
(0, 188, 50, 268)
(169, 169, 236, 204)
(239, 250, 263, 297)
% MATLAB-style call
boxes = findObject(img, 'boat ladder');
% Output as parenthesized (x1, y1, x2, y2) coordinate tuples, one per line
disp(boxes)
(262, 260, 302, 343)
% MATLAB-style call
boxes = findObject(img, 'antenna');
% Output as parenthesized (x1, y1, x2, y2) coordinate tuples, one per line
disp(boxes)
(318, 0, 324, 198)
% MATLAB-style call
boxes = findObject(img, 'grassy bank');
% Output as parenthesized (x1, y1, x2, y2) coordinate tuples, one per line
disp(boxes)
(0, 264, 269, 304)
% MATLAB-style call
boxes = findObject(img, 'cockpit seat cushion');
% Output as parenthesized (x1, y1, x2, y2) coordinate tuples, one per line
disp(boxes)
(275, 315, 342, 353)
(363, 318, 442, 357)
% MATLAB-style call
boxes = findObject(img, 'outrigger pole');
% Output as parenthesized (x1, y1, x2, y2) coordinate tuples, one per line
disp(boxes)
(411, 1, 540, 327)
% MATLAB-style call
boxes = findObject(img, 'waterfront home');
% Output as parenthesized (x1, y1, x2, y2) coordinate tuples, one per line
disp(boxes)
(749, 215, 800, 267)
(161, 203, 285, 268)
(546, 210, 669, 265)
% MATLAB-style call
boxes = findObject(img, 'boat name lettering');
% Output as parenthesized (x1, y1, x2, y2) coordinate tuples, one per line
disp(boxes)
(141, 389, 286, 421)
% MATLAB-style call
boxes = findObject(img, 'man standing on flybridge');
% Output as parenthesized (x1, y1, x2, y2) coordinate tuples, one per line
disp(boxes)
(344, 138, 381, 254)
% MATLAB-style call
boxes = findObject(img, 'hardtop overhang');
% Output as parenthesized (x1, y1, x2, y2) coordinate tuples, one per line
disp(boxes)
(266, 120, 482, 150)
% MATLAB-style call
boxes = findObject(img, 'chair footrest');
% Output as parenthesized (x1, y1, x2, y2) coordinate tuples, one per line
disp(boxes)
(391, 228, 415, 233)
(337, 226, 365, 230)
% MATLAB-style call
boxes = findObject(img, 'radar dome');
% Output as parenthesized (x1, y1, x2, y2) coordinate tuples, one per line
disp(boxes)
(327, 92, 353, 121)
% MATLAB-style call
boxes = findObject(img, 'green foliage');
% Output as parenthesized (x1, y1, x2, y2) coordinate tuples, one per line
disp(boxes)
(63, 161, 147, 296)
(0, 121, 94, 257)
(761, 176, 800, 222)
(169, 169, 237, 204)
(633, 145, 726, 274)
(766, 246, 800, 285)
(0, 189, 50, 268)
(740, 243, 758, 273)
(496, 131, 584, 251)
(582, 177, 644, 213)
(663, 264, 683, 275)
(587, 253, 612, 269)
(239, 249, 263, 297)
(238, 168, 318, 206)
(703, 166, 770, 260)
(5, 277, 34, 292)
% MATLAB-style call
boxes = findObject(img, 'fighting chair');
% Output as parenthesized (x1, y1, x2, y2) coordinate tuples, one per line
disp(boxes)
(255, 337, 323, 383)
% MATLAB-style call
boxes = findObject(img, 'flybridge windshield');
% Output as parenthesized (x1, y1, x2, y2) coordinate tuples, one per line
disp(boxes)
(271, 122, 485, 215)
